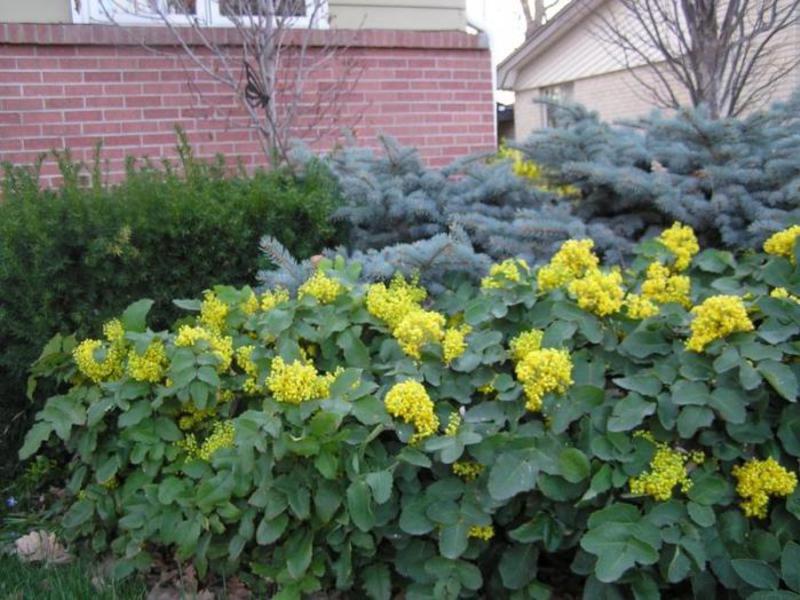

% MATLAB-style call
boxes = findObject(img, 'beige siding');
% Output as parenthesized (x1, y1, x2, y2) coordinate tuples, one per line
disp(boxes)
(0, 0, 71, 23)
(0, 0, 466, 29)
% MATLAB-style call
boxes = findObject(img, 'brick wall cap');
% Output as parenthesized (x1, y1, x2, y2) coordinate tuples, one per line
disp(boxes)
(0, 23, 489, 50)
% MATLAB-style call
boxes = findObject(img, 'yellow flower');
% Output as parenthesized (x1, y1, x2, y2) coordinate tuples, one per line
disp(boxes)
(366, 274, 427, 330)
(235, 345, 262, 394)
(102, 319, 125, 344)
(200, 291, 228, 332)
(314, 367, 344, 399)
(178, 403, 215, 430)
(657, 222, 699, 271)
(732, 457, 797, 518)
(241, 291, 259, 316)
(175, 325, 233, 372)
(626, 293, 660, 319)
(127, 339, 167, 383)
(443, 324, 471, 364)
(567, 269, 625, 317)
(444, 412, 461, 436)
(179, 420, 236, 461)
(770, 287, 800, 303)
(537, 239, 600, 293)
(452, 461, 484, 481)
(685, 295, 754, 352)
(641, 262, 691, 308)
(481, 258, 529, 289)
(509, 329, 544, 363)
(73, 339, 124, 383)
(260, 288, 290, 312)
(515, 348, 573, 412)
(629, 438, 692, 501)
(468, 525, 494, 541)
(266, 357, 321, 404)
(384, 380, 439, 443)
(298, 270, 345, 304)
(393, 308, 446, 359)
(764, 225, 800, 263)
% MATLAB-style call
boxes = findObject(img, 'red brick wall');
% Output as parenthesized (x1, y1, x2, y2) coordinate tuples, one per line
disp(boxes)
(0, 24, 495, 185)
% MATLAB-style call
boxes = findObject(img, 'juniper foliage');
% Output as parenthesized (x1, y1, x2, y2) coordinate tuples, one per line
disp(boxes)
(517, 93, 800, 249)
(260, 137, 621, 290)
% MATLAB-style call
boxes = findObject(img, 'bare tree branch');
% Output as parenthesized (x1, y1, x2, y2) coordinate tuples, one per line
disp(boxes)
(100, 0, 364, 166)
(593, 0, 800, 119)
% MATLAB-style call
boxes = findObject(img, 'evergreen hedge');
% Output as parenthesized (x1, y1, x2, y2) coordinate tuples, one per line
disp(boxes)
(20, 223, 800, 597)
(0, 145, 342, 476)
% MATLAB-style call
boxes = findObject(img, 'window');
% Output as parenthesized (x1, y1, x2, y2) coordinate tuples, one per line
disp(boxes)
(72, 0, 327, 27)
(539, 82, 574, 128)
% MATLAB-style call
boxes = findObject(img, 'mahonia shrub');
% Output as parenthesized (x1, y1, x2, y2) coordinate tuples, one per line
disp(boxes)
(21, 223, 800, 598)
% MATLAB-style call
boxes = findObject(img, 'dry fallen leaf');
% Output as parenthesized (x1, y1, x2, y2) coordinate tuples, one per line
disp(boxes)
(13, 530, 72, 565)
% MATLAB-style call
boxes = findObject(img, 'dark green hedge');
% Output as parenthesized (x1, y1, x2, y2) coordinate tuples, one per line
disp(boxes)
(0, 144, 343, 474)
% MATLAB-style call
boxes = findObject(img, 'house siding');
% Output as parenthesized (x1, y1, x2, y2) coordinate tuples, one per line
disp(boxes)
(0, 26, 494, 185)
(509, 0, 800, 140)
(0, 0, 467, 30)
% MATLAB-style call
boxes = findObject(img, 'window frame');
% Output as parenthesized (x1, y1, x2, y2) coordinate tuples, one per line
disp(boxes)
(71, 0, 329, 28)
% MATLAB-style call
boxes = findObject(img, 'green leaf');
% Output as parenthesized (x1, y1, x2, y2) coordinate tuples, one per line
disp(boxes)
(42, 395, 86, 440)
(498, 544, 538, 590)
(613, 374, 662, 397)
(121, 299, 154, 333)
(362, 563, 391, 600)
(117, 400, 151, 428)
(558, 448, 591, 483)
(782, 541, 800, 592)
(759, 361, 798, 402)
(687, 502, 715, 527)
(580, 522, 661, 583)
(256, 514, 288, 545)
(158, 477, 185, 505)
(285, 528, 314, 579)
(620, 330, 671, 358)
(608, 394, 656, 432)
(365, 471, 393, 504)
(488, 452, 538, 501)
(62, 499, 94, 530)
(731, 558, 779, 590)
(439, 520, 469, 559)
(18, 422, 52, 459)
(676, 406, 714, 438)
(687, 472, 730, 505)
(671, 380, 711, 406)
(347, 480, 375, 532)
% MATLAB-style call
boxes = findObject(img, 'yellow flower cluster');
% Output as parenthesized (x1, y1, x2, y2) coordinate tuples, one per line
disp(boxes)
(73, 339, 124, 383)
(537, 239, 599, 292)
(393, 309, 446, 359)
(641, 262, 691, 308)
(235, 345, 262, 394)
(200, 291, 228, 332)
(452, 461, 484, 481)
(260, 288, 290, 312)
(179, 420, 236, 461)
(241, 291, 259, 316)
(732, 457, 797, 518)
(657, 222, 699, 271)
(468, 525, 495, 541)
(366, 274, 427, 329)
(497, 146, 578, 196)
(770, 287, 800, 303)
(178, 403, 215, 430)
(685, 295, 754, 352)
(567, 269, 625, 317)
(444, 412, 461, 436)
(266, 357, 323, 404)
(509, 329, 544, 363)
(764, 225, 800, 263)
(127, 339, 167, 383)
(515, 348, 573, 412)
(443, 324, 471, 364)
(481, 258, 529, 289)
(384, 380, 439, 443)
(175, 325, 233, 372)
(629, 438, 692, 501)
(625, 293, 659, 319)
(298, 270, 345, 304)
(102, 319, 125, 344)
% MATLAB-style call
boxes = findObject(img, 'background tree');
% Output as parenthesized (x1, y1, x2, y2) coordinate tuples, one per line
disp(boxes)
(596, 0, 800, 118)
(101, 0, 362, 165)
(517, 0, 560, 38)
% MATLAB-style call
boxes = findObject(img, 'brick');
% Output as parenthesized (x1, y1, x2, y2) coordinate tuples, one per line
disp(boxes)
(45, 97, 85, 109)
